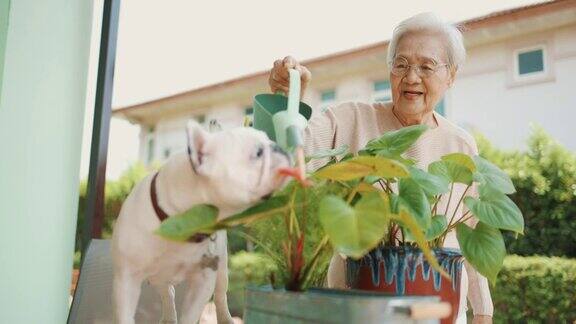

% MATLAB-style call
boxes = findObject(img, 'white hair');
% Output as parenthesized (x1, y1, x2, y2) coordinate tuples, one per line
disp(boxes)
(387, 12, 466, 70)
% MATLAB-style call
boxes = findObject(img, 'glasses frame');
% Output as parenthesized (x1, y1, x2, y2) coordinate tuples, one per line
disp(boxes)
(388, 57, 450, 78)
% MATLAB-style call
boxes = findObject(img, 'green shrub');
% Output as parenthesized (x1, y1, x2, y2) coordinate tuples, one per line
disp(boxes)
(75, 162, 153, 259)
(227, 251, 277, 316)
(493, 255, 576, 323)
(476, 126, 576, 257)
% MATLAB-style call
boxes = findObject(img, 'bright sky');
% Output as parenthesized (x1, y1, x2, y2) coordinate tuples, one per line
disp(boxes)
(80, 0, 546, 180)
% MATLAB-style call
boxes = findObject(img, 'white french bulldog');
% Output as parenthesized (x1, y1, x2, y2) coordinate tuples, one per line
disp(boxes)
(111, 121, 290, 324)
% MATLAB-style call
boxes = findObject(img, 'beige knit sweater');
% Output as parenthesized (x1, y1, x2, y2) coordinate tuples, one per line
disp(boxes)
(303, 101, 494, 316)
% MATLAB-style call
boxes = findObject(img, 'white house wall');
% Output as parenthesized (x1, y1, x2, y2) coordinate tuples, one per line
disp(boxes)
(452, 25, 576, 151)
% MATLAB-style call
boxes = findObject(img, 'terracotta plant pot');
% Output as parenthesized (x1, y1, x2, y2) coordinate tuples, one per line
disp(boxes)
(346, 246, 464, 324)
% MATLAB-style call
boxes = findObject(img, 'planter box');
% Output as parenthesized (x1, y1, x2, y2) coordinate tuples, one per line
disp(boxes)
(244, 286, 449, 324)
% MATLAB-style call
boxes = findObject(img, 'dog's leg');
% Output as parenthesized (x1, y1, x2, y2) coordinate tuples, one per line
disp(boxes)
(151, 282, 177, 324)
(113, 270, 143, 324)
(179, 269, 217, 324)
(214, 233, 234, 324)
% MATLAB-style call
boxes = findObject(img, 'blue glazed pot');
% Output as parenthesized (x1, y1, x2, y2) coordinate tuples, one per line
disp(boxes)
(346, 246, 464, 324)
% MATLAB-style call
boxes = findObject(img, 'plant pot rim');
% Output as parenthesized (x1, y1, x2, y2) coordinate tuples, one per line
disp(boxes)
(245, 284, 442, 300)
(372, 245, 462, 255)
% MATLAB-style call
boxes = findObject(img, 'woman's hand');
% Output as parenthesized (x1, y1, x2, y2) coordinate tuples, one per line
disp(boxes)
(472, 315, 492, 324)
(268, 56, 312, 99)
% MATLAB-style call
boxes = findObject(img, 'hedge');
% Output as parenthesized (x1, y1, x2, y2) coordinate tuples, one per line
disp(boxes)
(493, 255, 576, 323)
(227, 251, 277, 316)
(477, 126, 576, 257)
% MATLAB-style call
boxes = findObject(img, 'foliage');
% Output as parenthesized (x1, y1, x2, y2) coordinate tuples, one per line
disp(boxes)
(227, 251, 278, 316)
(157, 125, 524, 288)
(493, 255, 576, 323)
(476, 126, 576, 257)
(75, 162, 153, 255)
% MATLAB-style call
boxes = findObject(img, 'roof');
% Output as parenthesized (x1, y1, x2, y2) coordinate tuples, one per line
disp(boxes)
(114, 0, 576, 117)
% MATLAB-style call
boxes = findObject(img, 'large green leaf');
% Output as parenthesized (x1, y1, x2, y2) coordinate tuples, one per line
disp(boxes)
(397, 178, 431, 230)
(314, 161, 373, 181)
(473, 155, 516, 194)
(307, 144, 349, 160)
(155, 204, 218, 241)
(408, 166, 450, 197)
(463, 188, 524, 234)
(219, 195, 289, 228)
(318, 192, 389, 259)
(364, 124, 429, 157)
(314, 155, 409, 181)
(391, 210, 449, 279)
(349, 156, 410, 179)
(428, 160, 473, 185)
(442, 153, 476, 172)
(456, 222, 506, 284)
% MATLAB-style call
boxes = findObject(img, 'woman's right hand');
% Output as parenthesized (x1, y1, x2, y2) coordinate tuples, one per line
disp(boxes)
(268, 56, 312, 99)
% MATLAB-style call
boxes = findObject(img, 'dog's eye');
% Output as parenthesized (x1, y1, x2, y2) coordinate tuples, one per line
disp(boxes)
(256, 147, 264, 158)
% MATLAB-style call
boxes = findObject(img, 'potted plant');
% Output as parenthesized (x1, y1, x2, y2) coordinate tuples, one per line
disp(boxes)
(156, 125, 524, 323)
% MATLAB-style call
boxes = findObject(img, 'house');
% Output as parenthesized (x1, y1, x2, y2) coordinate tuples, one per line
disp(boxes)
(113, 0, 576, 165)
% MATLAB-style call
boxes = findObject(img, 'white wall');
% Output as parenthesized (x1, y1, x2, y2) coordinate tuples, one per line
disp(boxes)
(452, 26, 576, 151)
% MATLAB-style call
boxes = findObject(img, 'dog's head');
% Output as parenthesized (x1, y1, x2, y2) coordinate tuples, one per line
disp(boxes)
(186, 120, 290, 210)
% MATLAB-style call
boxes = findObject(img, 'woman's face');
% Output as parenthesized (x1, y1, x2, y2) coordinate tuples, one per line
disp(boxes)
(390, 32, 455, 117)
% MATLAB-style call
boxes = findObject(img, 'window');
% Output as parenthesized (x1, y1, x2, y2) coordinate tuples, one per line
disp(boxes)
(435, 99, 445, 116)
(319, 89, 336, 111)
(244, 106, 253, 127)
(146, 127, 155, 163)
(514, 46, 547, 79)
(321, 89, 336, 102)
(373, 80, 391, 102)
(518, 48, 544, 75)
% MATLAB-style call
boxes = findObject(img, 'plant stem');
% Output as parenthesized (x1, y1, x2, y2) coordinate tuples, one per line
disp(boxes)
(447, 184, 471, 228)
(377, 179, 387, 192)
(384, 180, 394, 194)
(347, 184, 360, 204)
(443, 183, 454, 217)
(446, 212, 473, 232)
(431, 195, 440, 216)
(299, 235, 330, 289)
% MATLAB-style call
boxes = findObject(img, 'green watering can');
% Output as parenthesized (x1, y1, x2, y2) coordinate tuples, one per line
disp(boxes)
(253, 69, 312, 151)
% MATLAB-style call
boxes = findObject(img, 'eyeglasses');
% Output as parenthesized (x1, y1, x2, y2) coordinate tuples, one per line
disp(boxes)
(389, 57, 449, 78)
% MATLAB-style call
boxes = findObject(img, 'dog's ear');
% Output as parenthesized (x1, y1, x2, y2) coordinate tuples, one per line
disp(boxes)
(186, 120, 210, 174)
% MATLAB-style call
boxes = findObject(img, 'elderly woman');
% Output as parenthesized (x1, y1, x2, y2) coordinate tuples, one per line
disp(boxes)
(268, 13, 493, 324)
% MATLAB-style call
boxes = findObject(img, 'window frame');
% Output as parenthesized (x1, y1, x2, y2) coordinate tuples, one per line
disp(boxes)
(319, 88, 336, 111)
(513, 45, 547, 81)
(372, 80, 392, 103)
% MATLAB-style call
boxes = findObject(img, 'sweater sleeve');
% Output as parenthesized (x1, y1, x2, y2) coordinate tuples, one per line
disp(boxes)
(303, 107, 339, 171)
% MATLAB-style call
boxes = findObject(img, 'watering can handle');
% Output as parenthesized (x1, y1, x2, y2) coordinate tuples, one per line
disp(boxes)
(274, 69, 301, 116)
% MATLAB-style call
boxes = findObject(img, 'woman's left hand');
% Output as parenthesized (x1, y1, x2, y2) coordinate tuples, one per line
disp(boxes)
(472, 315, 492, 324)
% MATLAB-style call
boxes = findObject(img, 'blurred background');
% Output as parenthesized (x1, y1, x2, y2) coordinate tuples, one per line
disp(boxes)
(76, 0, 575, 322)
